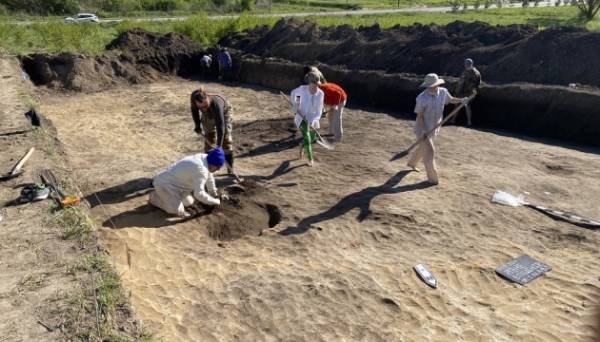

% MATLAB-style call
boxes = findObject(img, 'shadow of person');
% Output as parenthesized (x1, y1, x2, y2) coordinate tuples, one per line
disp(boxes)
(279, 170, 433, 236)
(237, 159, 305, 187)
(85, 177, 153, 208)
(102, 203, 210, 229)
(237, 132, 300, 159)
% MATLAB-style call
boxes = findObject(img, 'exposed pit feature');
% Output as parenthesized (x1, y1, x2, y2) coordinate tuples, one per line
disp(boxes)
(204, 184, 283, 241)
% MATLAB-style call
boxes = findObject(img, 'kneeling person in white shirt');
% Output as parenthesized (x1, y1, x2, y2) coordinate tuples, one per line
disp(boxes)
(149, 147, 225, 217)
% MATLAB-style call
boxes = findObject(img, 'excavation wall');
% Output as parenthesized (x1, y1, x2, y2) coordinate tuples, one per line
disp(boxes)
(234, 57, 600, 147)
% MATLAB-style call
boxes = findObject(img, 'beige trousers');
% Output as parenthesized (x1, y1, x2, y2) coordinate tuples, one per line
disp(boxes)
(407, 136, 438, 183)
(148, 184, 194, 216)
(327, 100, 346, 141)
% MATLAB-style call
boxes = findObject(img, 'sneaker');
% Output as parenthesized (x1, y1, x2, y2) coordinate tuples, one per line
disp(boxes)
(33, 186, 51, 201)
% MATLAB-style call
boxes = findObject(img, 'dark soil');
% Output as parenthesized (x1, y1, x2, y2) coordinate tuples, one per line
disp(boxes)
(202, 183, 283, 241)
(20, 29, 205, 91)
(220, 18, 600, 87)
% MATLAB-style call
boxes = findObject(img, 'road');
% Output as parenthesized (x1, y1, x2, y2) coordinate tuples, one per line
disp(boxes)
(11, 2, 556, 25)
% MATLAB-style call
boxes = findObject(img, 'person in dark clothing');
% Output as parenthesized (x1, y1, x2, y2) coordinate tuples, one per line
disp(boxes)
(190, 87, 236, 175)
(217, 48, 232, 80)
(452, 58, 481, 126)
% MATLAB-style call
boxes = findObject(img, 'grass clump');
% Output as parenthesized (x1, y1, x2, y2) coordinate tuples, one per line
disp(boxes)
(52, 205, 95, 242)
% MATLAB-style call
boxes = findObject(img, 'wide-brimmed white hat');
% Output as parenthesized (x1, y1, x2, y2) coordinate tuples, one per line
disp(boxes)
(420, 73, 445, 88)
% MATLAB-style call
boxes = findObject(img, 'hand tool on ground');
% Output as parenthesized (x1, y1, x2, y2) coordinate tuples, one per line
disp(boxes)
(279, 91, 333, 150)
(491, 190, 600, 229)
(195, 131, 244, 183)
(390, 91, 477, 161)
(0, 147, 35, 181)
(40, 169, 81, 207)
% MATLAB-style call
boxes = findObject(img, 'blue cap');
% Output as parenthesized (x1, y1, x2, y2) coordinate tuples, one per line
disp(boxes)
(206, 147, 225, 167)
(465, 58, 474, 66)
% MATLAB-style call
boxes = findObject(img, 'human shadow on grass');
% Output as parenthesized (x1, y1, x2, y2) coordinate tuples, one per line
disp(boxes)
(279, 170, 433, 236)
(85, 177, 153, 208)
(102, 203, 211, 229)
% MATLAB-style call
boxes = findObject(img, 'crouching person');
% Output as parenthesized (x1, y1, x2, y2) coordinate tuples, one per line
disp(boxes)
(149, 148, 225, 218)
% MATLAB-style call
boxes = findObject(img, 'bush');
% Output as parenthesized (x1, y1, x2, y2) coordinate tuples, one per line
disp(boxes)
(240, 0, 254, 11)
(142, 0, 185, 11)
(0, 0, 79, 15)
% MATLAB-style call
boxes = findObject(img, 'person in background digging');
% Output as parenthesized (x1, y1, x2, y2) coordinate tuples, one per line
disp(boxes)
(319, 81, 347, 142)
(407, 73, 469, 185)
(190, 87, 236, 176)
(149, 148, 225, 218)
(200, 54, 212, 78)
(290, 72, 324, 167)
(303, 65, 326, 84)
(451, 58, 481, 126)
(218, 47, 232, 80)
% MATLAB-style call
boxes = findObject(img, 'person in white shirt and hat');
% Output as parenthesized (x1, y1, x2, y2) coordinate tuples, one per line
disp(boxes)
(407, 73, 469, 185)
(149, 147, 226, 218)
(290, 72, 324, 166)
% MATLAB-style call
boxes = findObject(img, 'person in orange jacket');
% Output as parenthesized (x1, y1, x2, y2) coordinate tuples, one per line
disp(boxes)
(319, 82, 347, 142)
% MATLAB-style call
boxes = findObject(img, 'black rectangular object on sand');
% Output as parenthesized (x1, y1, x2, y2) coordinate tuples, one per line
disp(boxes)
(496, 255, 551, 285)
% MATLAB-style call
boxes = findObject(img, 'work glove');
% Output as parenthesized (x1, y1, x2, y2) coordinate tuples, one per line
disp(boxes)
(461, 97, 470, 105)
(220, 193, 230, 201)
(194, 126, 204, 136)
(310, 120, 319, 130)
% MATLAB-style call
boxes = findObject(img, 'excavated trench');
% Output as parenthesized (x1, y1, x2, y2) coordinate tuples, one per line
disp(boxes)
(19, 23, 600, 147)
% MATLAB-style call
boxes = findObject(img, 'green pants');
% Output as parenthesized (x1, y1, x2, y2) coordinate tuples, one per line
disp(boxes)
(300, 121, 316, 161)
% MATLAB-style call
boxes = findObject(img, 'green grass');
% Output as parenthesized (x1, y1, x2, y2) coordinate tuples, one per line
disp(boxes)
(52, 206, 95, 242)
(1, 6, 598, 55)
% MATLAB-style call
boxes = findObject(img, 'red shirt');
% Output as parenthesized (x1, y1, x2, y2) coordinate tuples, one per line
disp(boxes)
(319, 83, 347, 106)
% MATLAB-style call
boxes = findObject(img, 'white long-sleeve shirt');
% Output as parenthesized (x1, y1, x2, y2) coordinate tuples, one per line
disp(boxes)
(153, 154, 220, 206)
(290, 85, 324, 129)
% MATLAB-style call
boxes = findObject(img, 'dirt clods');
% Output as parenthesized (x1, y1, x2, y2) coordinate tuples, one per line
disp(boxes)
(222, 18, 600, 87)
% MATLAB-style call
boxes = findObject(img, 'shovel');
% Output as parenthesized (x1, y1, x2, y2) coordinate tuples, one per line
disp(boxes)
(0, 147, 35, 182)
(278, 91, 333, 150)
(40, 169, 81, 208)
(390, 91, 477, 161)
(491, 190, 600, 229)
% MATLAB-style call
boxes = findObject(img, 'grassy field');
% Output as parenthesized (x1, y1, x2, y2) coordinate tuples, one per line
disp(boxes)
(1, 6, 598, 55)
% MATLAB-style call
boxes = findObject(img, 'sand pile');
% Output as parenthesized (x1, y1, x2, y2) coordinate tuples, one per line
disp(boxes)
(221, 18, 600, 87)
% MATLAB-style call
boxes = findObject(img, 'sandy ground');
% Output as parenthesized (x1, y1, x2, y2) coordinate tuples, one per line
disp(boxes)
(39, 78, 600, 341)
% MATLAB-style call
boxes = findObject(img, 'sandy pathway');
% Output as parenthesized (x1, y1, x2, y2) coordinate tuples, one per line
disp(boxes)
(41, 79, 600, 341)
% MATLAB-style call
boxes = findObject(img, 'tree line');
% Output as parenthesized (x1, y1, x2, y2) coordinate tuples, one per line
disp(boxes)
(0, 0, 256, 15)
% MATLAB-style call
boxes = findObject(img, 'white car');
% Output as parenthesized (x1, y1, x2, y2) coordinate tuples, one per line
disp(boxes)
(64, 13, 100, 24)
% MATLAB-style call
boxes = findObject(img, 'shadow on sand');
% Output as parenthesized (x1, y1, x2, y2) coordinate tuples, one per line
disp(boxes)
(279, 170, 433, 236)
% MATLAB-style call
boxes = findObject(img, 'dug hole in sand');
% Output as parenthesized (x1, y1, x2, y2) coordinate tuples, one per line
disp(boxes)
(28, 26, 600, 342)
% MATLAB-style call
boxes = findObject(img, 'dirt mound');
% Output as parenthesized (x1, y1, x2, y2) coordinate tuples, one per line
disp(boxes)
(20, 52, 160, 91)
(20, 29, 204, 91)
(221, 18, 600, 87)
(106, 28, 203, 75)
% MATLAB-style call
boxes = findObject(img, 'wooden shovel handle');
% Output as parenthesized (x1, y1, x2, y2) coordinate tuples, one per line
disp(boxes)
(408, 91, 478, 151)
(10, 147, 35, 175)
